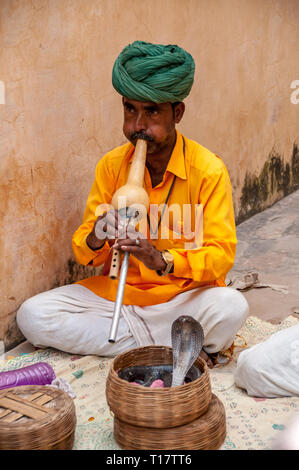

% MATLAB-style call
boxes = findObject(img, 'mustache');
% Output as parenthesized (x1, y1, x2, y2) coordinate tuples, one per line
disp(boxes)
(130, 132, 154, 143)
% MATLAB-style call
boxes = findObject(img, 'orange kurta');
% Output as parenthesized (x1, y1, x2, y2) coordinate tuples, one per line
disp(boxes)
(72, 131, 237, 306)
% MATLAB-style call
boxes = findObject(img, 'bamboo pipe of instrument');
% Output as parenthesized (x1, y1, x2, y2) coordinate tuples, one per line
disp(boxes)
(108, 138, 149, 343)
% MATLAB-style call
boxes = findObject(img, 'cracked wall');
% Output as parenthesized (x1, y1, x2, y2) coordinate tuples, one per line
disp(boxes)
(1, 0, 299, 349)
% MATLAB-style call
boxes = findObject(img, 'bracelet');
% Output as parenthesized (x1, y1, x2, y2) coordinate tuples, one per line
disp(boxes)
(156, 250, 174, 276)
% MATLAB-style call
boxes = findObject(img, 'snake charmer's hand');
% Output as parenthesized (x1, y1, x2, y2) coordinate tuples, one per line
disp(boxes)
(112, 235, 167, 271)
(86, 209, 133, 251)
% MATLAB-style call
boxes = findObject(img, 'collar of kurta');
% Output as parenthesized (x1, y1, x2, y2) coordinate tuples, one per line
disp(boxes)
(128, 130, 187, 181)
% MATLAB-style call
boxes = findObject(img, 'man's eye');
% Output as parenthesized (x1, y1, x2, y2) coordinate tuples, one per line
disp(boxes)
(147, 109, 158, 116)
(125, 105, 135, 113)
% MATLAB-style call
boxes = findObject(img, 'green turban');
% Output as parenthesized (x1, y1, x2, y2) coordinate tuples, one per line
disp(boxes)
(112, 41, 195, 103)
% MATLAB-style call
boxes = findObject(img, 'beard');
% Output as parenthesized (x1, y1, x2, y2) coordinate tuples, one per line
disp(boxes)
(129, 131, 174, 155)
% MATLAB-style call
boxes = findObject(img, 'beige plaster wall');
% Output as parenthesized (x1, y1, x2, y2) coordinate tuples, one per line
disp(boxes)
(1, 0, 299, 349)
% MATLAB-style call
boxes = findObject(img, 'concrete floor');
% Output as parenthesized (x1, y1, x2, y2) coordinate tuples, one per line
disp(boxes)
(227, 189, 299, 324)
(3, 190, 299, 359)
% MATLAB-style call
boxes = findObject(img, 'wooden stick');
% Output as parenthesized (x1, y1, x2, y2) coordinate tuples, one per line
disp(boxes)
(109, 245, 121, 280)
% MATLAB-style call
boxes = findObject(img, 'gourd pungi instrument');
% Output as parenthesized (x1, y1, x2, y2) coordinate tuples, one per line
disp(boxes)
(108, 138, 149, 343)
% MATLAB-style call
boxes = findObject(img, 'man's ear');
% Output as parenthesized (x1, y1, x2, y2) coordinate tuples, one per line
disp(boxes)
(174, 102, 185, 123)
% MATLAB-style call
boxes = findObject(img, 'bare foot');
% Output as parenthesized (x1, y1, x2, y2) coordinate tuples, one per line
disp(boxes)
(199, 349, 214, 368)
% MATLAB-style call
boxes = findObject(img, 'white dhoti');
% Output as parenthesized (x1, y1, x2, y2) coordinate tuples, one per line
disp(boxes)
(235, 323, 299, 397)
(16, 284, 249, 357)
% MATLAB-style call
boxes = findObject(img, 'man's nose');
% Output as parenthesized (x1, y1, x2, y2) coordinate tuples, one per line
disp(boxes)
(135, 112, 147, 132)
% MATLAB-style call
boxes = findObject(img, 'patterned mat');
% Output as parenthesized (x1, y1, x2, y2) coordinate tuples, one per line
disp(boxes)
(0, 315, 298, 450)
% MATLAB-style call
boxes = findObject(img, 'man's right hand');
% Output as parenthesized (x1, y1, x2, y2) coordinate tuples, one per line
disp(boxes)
(86, 209, 135, 251)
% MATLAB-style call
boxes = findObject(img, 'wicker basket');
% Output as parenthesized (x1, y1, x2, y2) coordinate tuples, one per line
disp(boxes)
(0, 385, 76, 450)
(106, 345, 212, 428)
(114, 393, 226, 450)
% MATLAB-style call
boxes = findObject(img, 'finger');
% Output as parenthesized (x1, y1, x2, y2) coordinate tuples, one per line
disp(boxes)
(114, 238, 136, 247)
(113, 238, 142, 249)
(117, 244, 141, 254)
(106, 212, 123, 239)
(117, 221, 140, 239)
(106, 227, 117, 240)
(121, 225, 140, 238)
(117, 229, 128, 240)
(106, 210, 119, 229)
(94, 217, 108, 240)
(126, 222, 139, 235)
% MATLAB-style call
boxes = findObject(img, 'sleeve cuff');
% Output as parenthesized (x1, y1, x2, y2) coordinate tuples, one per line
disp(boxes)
(83, 236, 108, 260)
(72, 235, 108, 266)
(168, 249, 192, 279)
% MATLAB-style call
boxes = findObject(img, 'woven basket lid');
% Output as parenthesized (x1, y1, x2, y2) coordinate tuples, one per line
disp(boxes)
(0, 385, 76, 450)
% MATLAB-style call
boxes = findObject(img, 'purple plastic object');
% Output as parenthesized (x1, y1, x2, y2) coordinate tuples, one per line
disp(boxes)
(0, 362, 56, 391)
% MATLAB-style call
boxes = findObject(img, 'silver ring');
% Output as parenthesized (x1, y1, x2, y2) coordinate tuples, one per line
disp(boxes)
(135, 238, 140, 246)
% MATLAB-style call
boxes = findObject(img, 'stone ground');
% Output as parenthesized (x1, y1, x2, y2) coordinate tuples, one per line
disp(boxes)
(3, 189, 299, 358)
(227, 189, 299, 324)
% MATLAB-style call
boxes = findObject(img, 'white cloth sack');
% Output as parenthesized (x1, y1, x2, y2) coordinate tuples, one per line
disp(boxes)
(235, 323, 299, 397)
